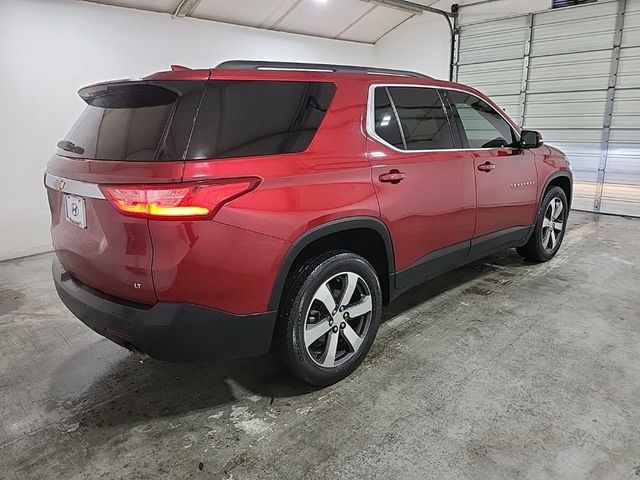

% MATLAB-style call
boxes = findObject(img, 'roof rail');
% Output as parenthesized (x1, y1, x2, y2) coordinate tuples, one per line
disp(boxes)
(215, 60, 431, 79)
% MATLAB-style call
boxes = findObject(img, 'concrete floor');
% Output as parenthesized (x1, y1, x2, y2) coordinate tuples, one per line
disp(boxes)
(1, 211, 639, 479)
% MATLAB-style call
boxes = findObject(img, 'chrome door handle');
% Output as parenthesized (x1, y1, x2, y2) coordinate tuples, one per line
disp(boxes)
(379, 170, 406, 184)
(477, 162, 496, 172)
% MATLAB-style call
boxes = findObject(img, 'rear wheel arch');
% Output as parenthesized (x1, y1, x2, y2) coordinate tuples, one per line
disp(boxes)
(268, 217, 395, 310)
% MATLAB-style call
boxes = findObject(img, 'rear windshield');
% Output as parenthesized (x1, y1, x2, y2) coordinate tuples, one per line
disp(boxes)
(59, 80, 336, 161)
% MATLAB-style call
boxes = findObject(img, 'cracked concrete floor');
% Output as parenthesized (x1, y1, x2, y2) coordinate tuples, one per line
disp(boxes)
(1, 211, 639, 479)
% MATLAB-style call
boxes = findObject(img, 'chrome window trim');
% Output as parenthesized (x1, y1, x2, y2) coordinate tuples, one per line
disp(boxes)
(366, 83, 521, 154)
(45, 173, 105, 200)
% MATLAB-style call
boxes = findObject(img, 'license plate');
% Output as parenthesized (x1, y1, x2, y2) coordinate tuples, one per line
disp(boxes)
(65, 194, 87, 229)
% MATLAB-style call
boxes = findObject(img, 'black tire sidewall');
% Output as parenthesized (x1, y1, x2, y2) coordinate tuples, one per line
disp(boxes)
(286, 252, 382, 386)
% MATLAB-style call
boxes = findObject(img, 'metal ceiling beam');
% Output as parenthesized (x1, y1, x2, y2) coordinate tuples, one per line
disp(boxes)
(368, 0, 455, 18)
(173, 0, 202, 18)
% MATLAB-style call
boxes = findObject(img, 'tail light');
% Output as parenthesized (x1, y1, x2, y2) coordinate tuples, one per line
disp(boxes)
(99, 178, 259, 220)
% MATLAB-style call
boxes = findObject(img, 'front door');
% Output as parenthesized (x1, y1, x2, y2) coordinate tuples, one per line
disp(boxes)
(366, 85, 476, 290)
(445, 90, 538, 239)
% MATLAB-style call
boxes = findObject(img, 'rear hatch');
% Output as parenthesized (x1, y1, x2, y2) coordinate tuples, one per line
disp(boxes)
(46, 79, 206, 304)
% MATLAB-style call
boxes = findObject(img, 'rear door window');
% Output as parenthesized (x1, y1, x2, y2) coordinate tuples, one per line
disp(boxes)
(447, 91, 516, 149)
(59, 82, 205, 161)
(371, 86, 454, 151)
(186, 81, 336, 160)
(387, 87, 454, 150)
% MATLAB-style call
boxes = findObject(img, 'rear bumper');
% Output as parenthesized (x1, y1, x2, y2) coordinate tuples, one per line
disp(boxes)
(52, 259, 277, 362)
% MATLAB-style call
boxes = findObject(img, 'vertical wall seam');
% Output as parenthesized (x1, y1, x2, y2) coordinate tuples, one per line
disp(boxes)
(594, 0, 627, 212)
(519, 13, 534, 128)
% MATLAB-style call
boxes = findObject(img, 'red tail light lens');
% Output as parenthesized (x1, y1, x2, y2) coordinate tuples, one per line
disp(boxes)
(99, 179, 259, 220)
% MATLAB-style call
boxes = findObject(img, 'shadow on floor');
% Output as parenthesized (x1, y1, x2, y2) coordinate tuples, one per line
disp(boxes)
(48, 248, 533, 430)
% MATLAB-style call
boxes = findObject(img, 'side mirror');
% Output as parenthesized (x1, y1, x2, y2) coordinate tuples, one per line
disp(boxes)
(520, 129, 543, 149)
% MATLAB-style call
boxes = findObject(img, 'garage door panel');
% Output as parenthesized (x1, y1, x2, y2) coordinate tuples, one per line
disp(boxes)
(617, 47, 640, 89)
(459, 16, 529, 38)
(599, 184, 640, 215)
(611, 89, 640, 128)
(536, 128, 602, 146)
(621, 0, 640, 47)
(527, 115, 602, 129)
(458, 18, 528, 64)
(605, 141, 640, 180)
(525, 91, 607, 127)
(527, 51, 612, 92)
(531, 2, 618, 56)
(608, 128, 640, 147)
(459, 42, 525, 64)
(457, 59, 523, 94)
(572, 181, 598, 211)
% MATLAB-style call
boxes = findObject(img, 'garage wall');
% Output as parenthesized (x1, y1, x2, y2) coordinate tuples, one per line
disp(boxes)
(0, 0, 375, 261)
(374, 14, 451, 80)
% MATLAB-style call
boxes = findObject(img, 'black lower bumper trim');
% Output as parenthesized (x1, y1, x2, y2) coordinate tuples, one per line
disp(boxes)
(53, 259, 277, 362)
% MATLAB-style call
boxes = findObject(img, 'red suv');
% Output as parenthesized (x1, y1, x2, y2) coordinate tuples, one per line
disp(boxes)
(46, 61, 572, 385)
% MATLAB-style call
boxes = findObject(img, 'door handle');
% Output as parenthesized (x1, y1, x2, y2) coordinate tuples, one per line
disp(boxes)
(477, 162, 496, 172)
(379, 170, 406, 184)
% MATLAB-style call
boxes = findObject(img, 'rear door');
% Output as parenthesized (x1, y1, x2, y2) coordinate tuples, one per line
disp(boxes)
(46, 81, 204, 304)
(445, 90, 538, 238)
(366, 85, 476, 290)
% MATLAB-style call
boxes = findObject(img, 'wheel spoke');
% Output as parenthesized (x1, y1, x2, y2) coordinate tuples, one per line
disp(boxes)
(304, 317, 332, 346)
(542, 229, 551, 249)
(341, 322, 363, 352)
(320, 331, 339, 367)
(553, 221, 563, 231)
(338, 272, 359, 309)
(313, 282, 336, 314)
(550, 228, 557, 249)
(542, 217, 552, 229)
(551, 199, 558, 219)
(344, 295, 372, 319)
(553, 200, 563, 220)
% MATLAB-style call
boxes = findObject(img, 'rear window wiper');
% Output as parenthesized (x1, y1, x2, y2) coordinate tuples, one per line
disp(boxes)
(57, 140, 85, 155)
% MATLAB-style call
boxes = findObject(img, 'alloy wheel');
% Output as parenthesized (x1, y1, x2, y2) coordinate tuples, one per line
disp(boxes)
(541, 197, 565, 251)
(303, 272, 373, 368)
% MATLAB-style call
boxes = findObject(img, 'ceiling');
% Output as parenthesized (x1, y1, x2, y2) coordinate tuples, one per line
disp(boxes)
(83, 0, 444, 44)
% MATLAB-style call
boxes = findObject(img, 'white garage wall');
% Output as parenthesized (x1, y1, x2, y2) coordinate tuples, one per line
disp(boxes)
(374, 13, 452, 80)
(0, 0, 375, 261)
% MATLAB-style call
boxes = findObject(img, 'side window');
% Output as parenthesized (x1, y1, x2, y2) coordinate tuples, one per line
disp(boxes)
(373, 88, 404, 149)
(448, 91, 516, 149)
(387, 87, 454, 150)
(187, 81, 336, 160)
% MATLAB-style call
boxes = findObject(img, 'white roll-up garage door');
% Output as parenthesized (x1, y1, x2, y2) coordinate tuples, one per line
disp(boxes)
(455, 0, 640, 217)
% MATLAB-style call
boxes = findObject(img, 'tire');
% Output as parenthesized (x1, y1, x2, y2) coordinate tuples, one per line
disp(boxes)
(273, 250, 382, 386)
(517, 186, 568, 262)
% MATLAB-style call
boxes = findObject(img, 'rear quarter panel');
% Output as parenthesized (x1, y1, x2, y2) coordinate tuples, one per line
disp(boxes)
(154, 78, 380, 314)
